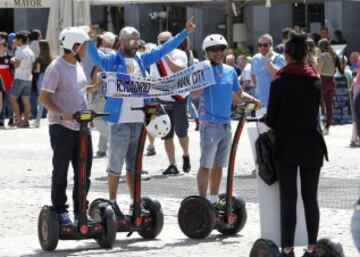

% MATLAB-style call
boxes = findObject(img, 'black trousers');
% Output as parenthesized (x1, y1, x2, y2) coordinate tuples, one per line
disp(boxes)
(276, 161, 321, 247)
(49, 124, 92, 214)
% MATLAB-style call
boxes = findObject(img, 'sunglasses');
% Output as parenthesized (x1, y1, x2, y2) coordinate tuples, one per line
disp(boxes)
(128, 39, 143, 46)
(207, 46, 226, 53)
(257, 43, 271, 48)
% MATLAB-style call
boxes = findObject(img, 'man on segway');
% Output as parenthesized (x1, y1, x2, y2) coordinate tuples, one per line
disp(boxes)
(39, 27, 100, 225)
(191, 34, 261, 206)
(86, 18, 196, 216)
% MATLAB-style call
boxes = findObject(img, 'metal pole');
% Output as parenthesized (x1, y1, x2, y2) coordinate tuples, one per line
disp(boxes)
(226, 0, 233, 49)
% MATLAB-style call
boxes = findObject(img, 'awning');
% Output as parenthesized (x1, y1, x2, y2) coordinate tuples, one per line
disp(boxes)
(0, 0, 53, 8)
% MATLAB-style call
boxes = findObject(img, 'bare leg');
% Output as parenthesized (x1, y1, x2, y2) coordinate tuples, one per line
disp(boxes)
(209, 167, 223, 196)
(179, 136, 189, 156)
(108, 173, 119, 200)
(197, 167, 210, 197)
(22, 96, 31, 121)
(126, 172, 134, 199)
(164, 138, 176, 165)
(9, 95, 20, 121)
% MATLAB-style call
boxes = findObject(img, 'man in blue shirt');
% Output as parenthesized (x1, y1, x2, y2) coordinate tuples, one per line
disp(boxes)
(191, 34, 260, 205)
(87, 18, 196, 215)
(251, 34, 286, 108)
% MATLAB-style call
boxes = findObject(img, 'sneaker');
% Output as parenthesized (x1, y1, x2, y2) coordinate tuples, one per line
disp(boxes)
(129, 203, 149, 215)
(281, 249, 295, 257)
(350, 140, 360, 147)
(109, 200, 124, 218)
(8, 117, 14, 127)
(32, 120, 40, 128)
(74, 213, 96, 225)
(301, 249, 320, 257)
(96, 151, 106, 157)
(212, 198, 226, 211)
(162, 164, 179, 175)
(58, 212, 72, 225)
(141, 170, 151, 180)
(146, 145, 156, 156)
(16, 119, 30, 128)
(182, 155, 191, 173)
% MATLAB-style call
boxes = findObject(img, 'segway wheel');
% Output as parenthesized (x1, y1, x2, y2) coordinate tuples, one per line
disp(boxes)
(178, 196, 216, 239)
(138, 197, 164, 239)
(89, 198, 109, 217)
(249, 239, 281, 257)
(38, 206, 59, 251)
(96, 205, 117, 249)
(216, 194, 247, 235)
(317, 237, 345, 257)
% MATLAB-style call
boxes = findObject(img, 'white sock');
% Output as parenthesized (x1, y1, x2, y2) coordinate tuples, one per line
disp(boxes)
(110, 199, 117, 204)
(208, 195, 218, 204)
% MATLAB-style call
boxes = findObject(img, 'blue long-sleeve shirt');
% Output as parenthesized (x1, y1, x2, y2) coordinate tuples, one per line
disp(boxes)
(87, 29, 188, 122)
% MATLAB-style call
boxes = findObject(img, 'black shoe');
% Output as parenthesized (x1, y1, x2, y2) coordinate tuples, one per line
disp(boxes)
(162, 165, 179, 175)
(96, 151, 106, 157)
(74, 213, 96, 225)
(146, 146, 156, 156)
(109, 200, 124, 218)
(182, 155, 191, 173)
(281, 250, 295, 257)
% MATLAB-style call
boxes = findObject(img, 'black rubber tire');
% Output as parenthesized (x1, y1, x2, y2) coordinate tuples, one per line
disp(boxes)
(138, 197, 164, 239)
(178, 196, 216, 239)
(89, 198, 109, 218)
(249, 239, 281, 257)
(317, 237, 345, 257)
(97, 206, 117, 249)
(38, 206, 59, 251)
(216, 194, 247, 235)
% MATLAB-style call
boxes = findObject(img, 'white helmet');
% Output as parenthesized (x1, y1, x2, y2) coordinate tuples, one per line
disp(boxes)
(146, 114, 171, 138)
(59, 27, 89, 51)
(202, 34, 228, 51)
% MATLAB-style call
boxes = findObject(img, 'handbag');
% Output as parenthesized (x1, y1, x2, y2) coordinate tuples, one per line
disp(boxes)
(255, 129, 277, 185)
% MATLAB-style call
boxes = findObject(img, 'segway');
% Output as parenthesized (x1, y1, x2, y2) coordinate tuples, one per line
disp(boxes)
(38, 110, 117, 251)
(177, 101, 256, 239)
(247, 116, 345, 257)
(89, 105, 164, 240)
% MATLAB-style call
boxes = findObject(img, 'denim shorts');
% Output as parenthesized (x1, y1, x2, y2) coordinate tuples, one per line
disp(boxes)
(200, 121, 232, 168)
(107, 123, 143, 176)
(9, 79, 32, 98)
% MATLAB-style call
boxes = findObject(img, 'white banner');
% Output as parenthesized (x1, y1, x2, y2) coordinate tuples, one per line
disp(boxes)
(97, 60, 215, 98)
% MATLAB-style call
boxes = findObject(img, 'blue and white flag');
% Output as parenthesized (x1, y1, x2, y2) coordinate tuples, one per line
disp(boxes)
(97, 60, 215, 98)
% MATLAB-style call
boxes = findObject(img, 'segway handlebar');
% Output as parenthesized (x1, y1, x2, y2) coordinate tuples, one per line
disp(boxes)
(72, 110, 110, 122)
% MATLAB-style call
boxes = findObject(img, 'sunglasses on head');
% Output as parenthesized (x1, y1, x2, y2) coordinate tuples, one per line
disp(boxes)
(207, 46, 227, 53)
(257, 43, 271, 48)
(128, 39, 143, 46)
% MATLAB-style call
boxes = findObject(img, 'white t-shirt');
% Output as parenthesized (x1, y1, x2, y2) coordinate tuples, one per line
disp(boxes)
(14, 45, 35, 81)
(240, 63, 254, 87)
(118, 58, 144, 123)
(150, 48, 188, 102)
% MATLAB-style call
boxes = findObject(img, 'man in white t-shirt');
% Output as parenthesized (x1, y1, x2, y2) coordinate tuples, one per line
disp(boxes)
(150, 31, 191, 175)
(9, 32, 35, 128)
(237, 55, 255, 96)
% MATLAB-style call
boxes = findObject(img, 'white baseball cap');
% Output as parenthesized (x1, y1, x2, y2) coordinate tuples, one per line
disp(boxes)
(102, 31, 116, 44)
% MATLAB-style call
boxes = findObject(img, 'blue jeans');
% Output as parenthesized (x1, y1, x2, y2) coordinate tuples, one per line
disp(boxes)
(107, 123, 142, 176)
(200, 121, 232, 168)
(351, 201, 360, 253)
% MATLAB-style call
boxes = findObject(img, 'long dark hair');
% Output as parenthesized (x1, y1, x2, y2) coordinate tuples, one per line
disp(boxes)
(285, 32, 307, 62)
(38, 40, 52, 66)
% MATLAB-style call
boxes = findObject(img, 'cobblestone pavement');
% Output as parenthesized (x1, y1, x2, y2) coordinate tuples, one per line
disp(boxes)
(0, 121, 359, 256)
